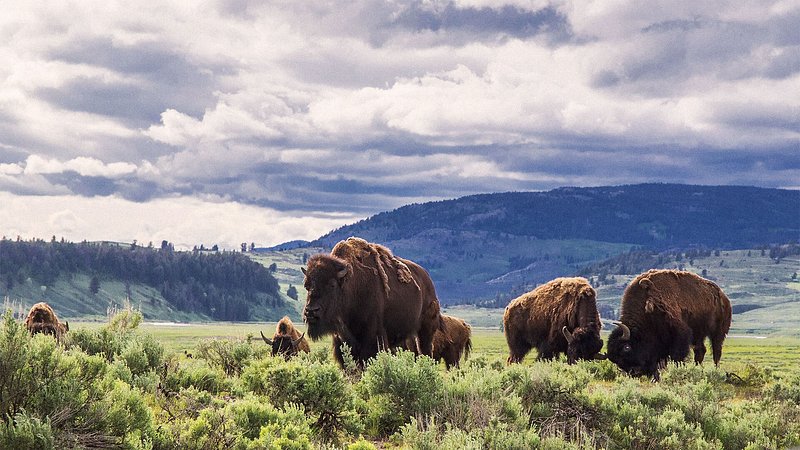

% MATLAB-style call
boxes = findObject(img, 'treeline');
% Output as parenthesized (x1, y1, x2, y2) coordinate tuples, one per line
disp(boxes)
(578, 242, 799, 280)
(0, 237, 282, 321)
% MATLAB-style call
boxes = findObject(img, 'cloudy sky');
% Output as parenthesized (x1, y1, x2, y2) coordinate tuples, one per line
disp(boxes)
(1, 1, 798, 249)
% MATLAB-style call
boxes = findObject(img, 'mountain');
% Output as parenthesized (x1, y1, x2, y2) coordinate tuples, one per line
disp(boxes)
(281, 184, 798, 305)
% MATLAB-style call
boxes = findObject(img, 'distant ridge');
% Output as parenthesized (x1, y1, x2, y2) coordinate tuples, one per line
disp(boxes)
(310, 184, 799, 250)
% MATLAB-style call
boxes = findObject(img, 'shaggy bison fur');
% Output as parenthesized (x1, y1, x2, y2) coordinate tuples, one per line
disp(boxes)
(432, 314, 472, 369)
(302, 237, 443, 367)
(503, 277, 604, 364)
(607, 269, 732, 381)
(261, 316, 310, 359)
(24, 302, 69, 342)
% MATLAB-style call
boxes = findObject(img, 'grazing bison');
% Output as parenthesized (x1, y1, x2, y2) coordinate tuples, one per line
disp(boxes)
(607, 269, 732, 381)
(503, 277, 604, 364)
(302, 237, 443, 367)
(433, 314, 472, 369)
(24, 302, 69, 342)
(261, 316, 310, 359)
(403, 313, 472, 369)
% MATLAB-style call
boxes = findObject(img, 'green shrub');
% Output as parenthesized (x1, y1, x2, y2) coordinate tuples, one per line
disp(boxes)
(358, 350, 445, 437)
(241, 356, 362, 442)
(163, 360, 232, 394)
(196, 338, 257, 377)
(0, 411, 54, 450)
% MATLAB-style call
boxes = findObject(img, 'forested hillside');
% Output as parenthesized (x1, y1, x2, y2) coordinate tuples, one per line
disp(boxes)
(0, 238, 286, 321)
(313, 184, 798, 248)
(295, 184, 798, 305)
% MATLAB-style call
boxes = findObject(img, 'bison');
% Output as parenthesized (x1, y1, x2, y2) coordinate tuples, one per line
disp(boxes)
(432, 314, 472, 369)
(261, 316, 310, 359)
(503, 277, 604, 364)
(24, 302, 69, 342)
(403, 313, 472, 369)
(302, 237, 443, 367)
(606, 269, 732, 381)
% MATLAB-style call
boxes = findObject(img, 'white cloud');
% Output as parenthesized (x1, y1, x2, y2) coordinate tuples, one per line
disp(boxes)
(0, 163, 23, 175)
(0, 192, 360, 250)
(24, 155, 137, 178)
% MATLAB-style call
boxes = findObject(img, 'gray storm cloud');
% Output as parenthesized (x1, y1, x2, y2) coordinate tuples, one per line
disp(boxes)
(0, 0, 798, 245)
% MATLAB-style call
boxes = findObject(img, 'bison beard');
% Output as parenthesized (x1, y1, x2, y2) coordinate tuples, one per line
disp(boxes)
(503, 277, 604, 364)
(607, 269, 732, 381)
(302, 237, 443, 367)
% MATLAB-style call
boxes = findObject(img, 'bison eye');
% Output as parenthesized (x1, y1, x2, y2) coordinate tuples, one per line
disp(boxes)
(623, 344, 632, 353)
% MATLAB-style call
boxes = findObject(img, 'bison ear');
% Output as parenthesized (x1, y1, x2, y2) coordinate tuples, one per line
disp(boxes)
(337, 266, 348, 280)
(301, 267, 307, 276)
(562, 326, 575, 344)
(260, 331, 273, 346)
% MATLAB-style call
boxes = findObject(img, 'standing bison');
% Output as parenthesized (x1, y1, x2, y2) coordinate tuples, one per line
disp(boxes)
(302, 237, 443, 367)
(403, 313, 472, 369)
(432, 314, 472, 369)
(503, 277, 604, 364)
(24, 302, 69, 342)
(607, 269, 732, 381)
(261, 316, 310, 359)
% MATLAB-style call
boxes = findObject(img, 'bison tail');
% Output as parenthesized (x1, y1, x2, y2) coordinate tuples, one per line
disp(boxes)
(463, 336, 472, 362)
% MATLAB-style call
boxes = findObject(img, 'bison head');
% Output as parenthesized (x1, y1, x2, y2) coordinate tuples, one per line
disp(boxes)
(302, 254, 349, 340)
(607, 323, 660, 379)
(562, 325, 605, 364)
(261, 331, 305, 359)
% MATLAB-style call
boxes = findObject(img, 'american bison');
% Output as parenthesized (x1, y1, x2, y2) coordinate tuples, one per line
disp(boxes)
(403, 313, 472, 369)
(302, 237, 443, 367)
(607, 269, 732, 381)
(503, 277, 604, 364)
(432, 314, 472, 369)
(261, 316, 310, 359)
(24, 302, 69, 342)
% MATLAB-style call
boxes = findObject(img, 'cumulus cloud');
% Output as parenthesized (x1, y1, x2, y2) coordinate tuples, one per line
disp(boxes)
(0, 0, 798, 245)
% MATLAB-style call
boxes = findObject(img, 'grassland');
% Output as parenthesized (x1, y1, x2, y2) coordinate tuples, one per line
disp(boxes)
(74, 321, 800, 378)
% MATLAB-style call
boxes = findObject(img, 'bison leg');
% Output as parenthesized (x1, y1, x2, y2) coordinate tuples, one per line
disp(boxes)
(416, 326, 436, 358)
(711, 335, 725, 366)
(536, 343, 556, 361)
(692, 339, 707, 365)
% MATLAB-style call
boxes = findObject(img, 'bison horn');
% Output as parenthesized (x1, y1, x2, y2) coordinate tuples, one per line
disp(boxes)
(64, 321, 69, 332)
(594, 353, 607, 360)
(301, 267, 307, 275)
(561, 326, 575, 344)
(292, 332, 305, 347)
(617, 323, 631, 340)
(260, 331, 273, 345)
(337, 267, 348, 279)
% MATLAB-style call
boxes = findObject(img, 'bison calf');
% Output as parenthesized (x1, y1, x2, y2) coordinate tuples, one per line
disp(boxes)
(406, 314, 472, 369)
(24, 302, 69, 342)
(503, 277, 604, 364)
(261, 316, 310, 359)
(607, 269, 732, 381)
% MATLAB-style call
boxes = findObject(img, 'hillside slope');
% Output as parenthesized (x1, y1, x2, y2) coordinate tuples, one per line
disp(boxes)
(292, 184, 797, 304)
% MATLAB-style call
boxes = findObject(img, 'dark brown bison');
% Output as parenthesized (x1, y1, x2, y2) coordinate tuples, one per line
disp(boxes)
(261, 316, 310, 359)
(24, 302, 69, 342)
(302, 237, 443, 367)
(607, 269, 732, 381)
(503, 277, 604, 364)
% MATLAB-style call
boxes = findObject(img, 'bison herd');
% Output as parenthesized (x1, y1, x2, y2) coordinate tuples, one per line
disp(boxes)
(22, 237, 734, 381)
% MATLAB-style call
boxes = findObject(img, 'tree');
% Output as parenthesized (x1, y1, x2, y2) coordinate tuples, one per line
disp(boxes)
(268, 263, 277, 273)
(249, 243, 256, 252)
(89, 275, 100, 295)
(286, 284, 298, 300)
(241, 243, 247, 253)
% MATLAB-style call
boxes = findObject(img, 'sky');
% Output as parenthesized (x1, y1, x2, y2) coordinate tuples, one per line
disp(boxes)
(1, 0, 798, 249)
